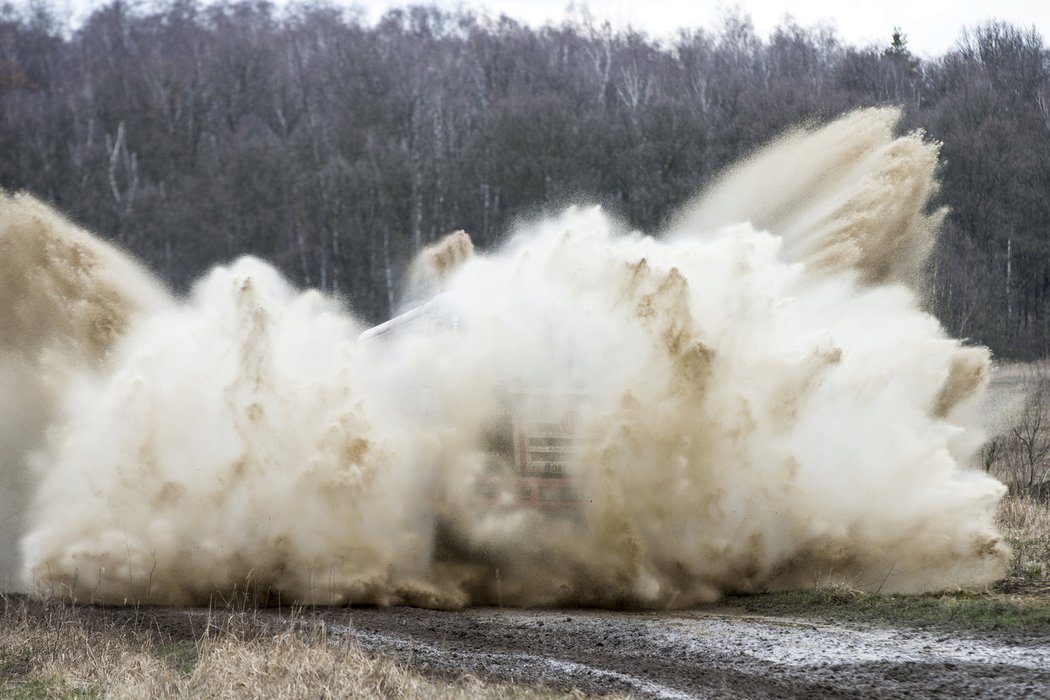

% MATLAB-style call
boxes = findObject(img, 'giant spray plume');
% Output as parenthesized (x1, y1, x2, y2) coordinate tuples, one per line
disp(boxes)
(2, 109, 1009, 607)
(0, 192, 170, 591)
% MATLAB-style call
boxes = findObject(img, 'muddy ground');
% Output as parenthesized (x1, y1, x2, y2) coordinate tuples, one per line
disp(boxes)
(70, 601, 1050, 698)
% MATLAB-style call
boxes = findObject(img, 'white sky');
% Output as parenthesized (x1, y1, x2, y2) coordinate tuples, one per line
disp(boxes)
(51, 1, 1049, 57)
(348, 0, 1049, 57)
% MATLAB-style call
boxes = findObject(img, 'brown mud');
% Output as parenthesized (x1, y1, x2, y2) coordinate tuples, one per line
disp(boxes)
(28, 598, 1049, 699)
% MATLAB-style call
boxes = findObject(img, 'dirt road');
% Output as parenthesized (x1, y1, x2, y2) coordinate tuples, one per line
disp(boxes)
(30, 596, 1050, 697)
(313, 606, 1049, 698)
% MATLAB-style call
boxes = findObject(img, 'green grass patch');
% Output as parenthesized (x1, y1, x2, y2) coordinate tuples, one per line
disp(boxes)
(0, 675, 99, 700)
(151, 639, 201, 678)
(727, 493, 1050, 637)
(731, 585, 1050, 636)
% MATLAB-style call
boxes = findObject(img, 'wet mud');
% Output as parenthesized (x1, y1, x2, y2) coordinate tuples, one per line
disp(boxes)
(73, 600, 1046, 699)
(329, 606, 1049, 698)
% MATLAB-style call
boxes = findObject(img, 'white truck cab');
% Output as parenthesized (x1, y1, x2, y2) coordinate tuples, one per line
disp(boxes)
(359, 294, 582, 513)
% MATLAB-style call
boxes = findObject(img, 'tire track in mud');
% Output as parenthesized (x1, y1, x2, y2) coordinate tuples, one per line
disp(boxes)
(344, 629, 695, 700)
(326, 607, 1050, 698)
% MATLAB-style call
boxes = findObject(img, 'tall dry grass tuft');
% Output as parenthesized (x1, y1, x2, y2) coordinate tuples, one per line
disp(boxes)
(982, 361, 1050, 594)
(0, 595, 180, 698)
(996, 494, 1050, 592)
(0, 596, 580, 698)
(188, 623, 539, 699)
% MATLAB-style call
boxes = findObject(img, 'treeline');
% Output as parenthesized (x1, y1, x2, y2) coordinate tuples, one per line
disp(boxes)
(1, 1, 1049, 357)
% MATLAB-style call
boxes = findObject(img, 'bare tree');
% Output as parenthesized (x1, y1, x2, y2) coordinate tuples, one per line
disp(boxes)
(0, 1, 1049, 344)
(1004, 366, 1050, 494)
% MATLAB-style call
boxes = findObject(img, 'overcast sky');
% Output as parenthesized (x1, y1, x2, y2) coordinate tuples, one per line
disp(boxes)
(53, 1, 1048, 57)
(346, 0, 1048, 57)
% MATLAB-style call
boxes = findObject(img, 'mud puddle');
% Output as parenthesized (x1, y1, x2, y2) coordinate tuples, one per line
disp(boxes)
(322, 606, 1050, 698)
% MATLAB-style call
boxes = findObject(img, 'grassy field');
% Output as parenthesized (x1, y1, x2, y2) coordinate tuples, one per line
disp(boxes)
(0, 595, 586, 699)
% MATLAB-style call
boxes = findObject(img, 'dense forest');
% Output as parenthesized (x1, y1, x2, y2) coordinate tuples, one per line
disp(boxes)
(1, 1, 1049, 358)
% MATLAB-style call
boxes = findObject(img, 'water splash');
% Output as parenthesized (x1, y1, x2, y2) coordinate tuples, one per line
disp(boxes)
(1, 109, 1009, 607)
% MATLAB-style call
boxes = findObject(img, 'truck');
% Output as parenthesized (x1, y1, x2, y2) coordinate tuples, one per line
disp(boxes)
(359, 293, 583, 514)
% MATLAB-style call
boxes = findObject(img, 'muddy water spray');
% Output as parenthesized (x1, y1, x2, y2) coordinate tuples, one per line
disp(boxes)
(0, 193, 170, 592)
(1, 109, 1009, 606)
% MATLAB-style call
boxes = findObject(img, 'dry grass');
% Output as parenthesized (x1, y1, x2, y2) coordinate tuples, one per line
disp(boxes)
(996, 493, 1050, 593)
(982, 361, 1050, 594)
(0, 597, 580, 699)
(0, 596, 173, 699)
